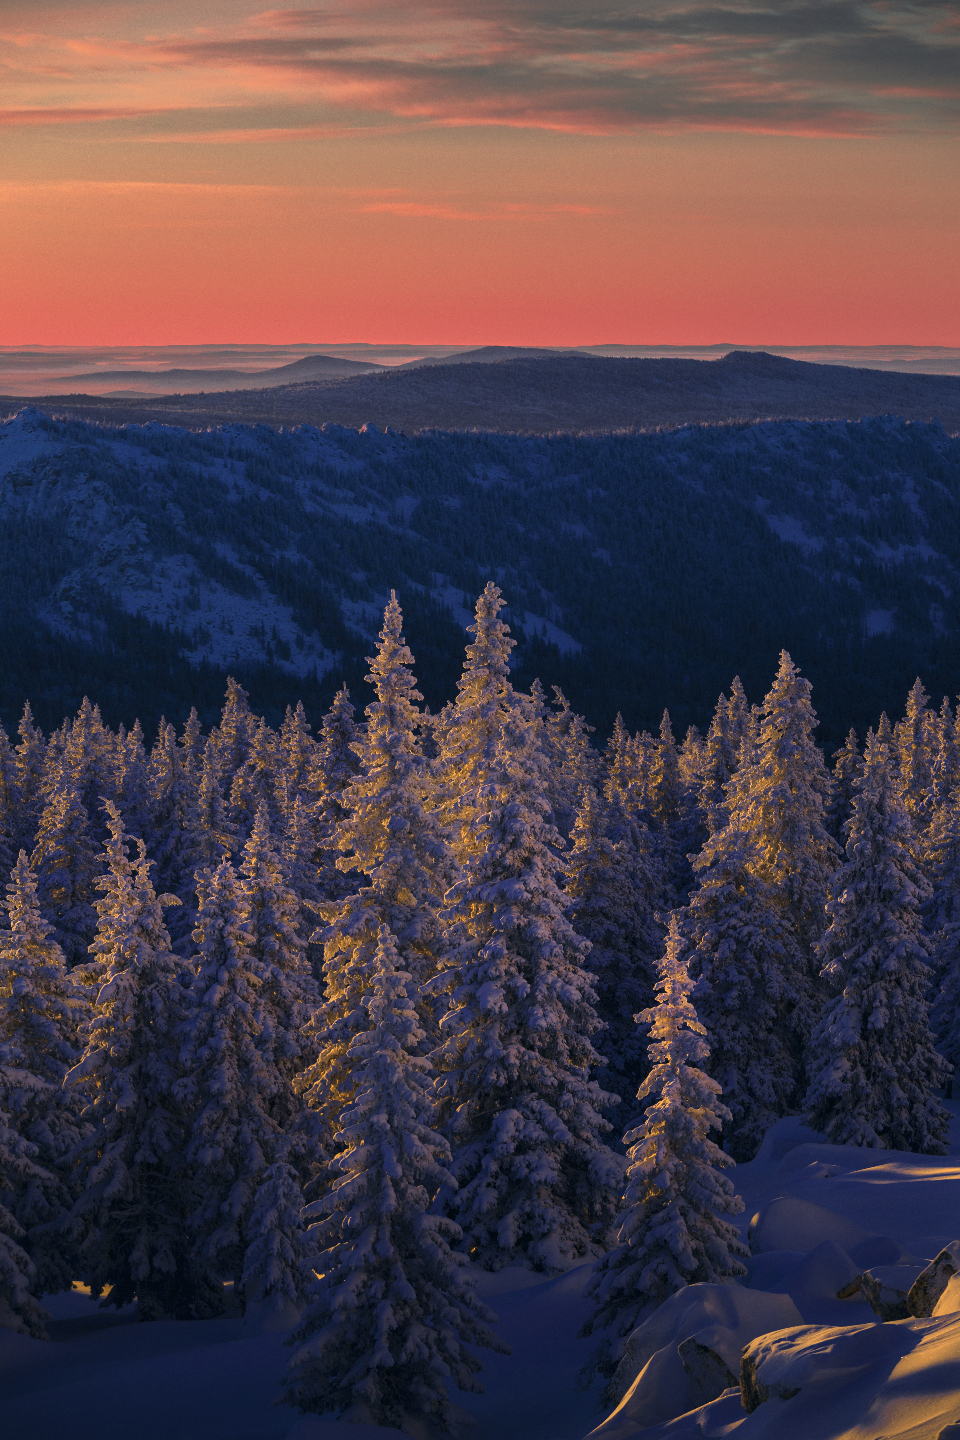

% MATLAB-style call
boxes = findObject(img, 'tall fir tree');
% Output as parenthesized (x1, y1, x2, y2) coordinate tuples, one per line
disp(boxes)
(435, 682, 623, 1271)
(603, 713, 637, 814)
(0, 1100, 51, 1338)
(13, 702, 46, 858)
(930, 697, 959, 815)
(715, 652, 838, 1076)
(804, 734, 950, 1152)
(149, 720, 202, 951)
(308, 686, 361, 904)
(277, 701, 317, 800)
(237, 805, 318, 1122)
(725, 651, 838, 954)
(897, 678, 935, 835)
(826, 728, 862, 845)
(540, 687, 599, 840)
(565, 786, 663, 1141)
(65, 805, 196, 1319)
(697, 693, 739, 838)
(927, 786, 960, 1091)
(297, 595, 453, 1151)
(115, 719, 155, 842)
(30, 763, 100, 967)
(580, 914, 748, 1381)
(230, 718, 282, 843)
(435, 582, 517, 862)
(177, 858, 292, 1312)
(284, 927, 505, 1432)
(0, 854, 85, 1293)
(241, 1157, 311, 1330)
(0, 728, 19, 880)
(683, 832, 802, 1160)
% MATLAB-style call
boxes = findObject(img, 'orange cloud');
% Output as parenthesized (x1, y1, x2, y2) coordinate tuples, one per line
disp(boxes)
(1, 1, 958, 137)
(0, 107, 167, 126)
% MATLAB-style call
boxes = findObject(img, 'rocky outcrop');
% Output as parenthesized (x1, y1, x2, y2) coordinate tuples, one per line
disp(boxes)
(860, 1264, 926, 1321)
(677, 1335, 737, 1401)
(907, 1244, 960, 1318)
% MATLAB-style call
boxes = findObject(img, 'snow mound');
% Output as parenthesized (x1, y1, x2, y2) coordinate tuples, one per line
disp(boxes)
(591, 1284, 801, 1436)
(769, 1239, 863, 1314)
(748, 1195, 872, 1255)
(738, 1310, 960, 1440)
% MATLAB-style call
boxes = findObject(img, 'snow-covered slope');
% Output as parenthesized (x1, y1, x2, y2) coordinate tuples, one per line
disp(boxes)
(5, 1115, 960, 1440)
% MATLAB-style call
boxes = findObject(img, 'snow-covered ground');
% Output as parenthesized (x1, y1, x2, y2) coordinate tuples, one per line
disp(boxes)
(7, 1107, 960, 1440)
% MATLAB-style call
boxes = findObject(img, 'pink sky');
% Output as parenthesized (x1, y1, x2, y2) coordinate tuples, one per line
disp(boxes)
(2, 0, 958, 345)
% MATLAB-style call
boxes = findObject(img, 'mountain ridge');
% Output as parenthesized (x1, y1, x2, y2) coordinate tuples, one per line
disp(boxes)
(5, 350, 958, 434)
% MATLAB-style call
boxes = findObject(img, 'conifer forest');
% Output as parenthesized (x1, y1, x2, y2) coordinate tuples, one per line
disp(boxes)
(4, 573, 960, 1438)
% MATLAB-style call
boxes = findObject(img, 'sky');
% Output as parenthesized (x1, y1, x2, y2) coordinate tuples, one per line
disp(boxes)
(1, 0, 958, 347)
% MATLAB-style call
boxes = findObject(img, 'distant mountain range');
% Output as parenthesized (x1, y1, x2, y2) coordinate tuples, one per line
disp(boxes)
(6, 350, 958, 433)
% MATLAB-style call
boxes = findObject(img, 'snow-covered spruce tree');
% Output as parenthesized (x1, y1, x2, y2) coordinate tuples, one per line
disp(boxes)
(649, 710, 681, 833)
(13, 702, 46, 857)
(804, 733, 950, 1152)
(930, 697, 958, 815)
(603, 713, 637, 814)
(115, 719, 155, 842)
(697, 692, 739, 837)
(241, 1158, 311, 1331)
(230, 717, 282, 843)
(284, 926, 505, 1432)
(182, 740, 237, 879)
(177, 858, 292, 1312)
(179, 706, 205, 777)
(238, 805, 318, 1117)
(307, 686, 361, 905)
(435, 581, 517, 861)
(926, 787, 960, 1091)
(580, 914, 747, 1382)
(297, 594, 454, 1151)
(683, 831, 802, 1160)
(211, 676, 258, 782)
(565, 785, 662, 1141)
(725, 651, 838, 954)
(30, 764, 101, 966)
(540, 687, 600, 841)
(0, 727, 19, 880)
(896, 678, 935, 836)
(826, 728, 862, 846)
(65, 804, 197, 1320)
(715, 653, 838, 1082)
(148, 720, 202, 952)
(0, 1101, 50, 1338)
(435, 693, 623, 1271)
(0, 854, 86, 1293)
(726, 675, 751, 750)
(278, 795, 324, 967)
(55, 699, 120, 854)
(277, 701, 318, 801)
(676, 724, 708, 867)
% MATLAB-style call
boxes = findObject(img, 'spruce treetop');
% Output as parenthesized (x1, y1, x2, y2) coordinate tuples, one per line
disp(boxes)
(725, 650, 838, 944)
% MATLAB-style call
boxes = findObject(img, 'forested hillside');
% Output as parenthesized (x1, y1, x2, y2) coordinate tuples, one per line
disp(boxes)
(2, 585, 959, 1434)
(2, 407, 960, 744)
